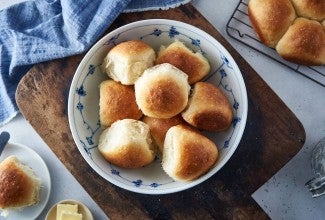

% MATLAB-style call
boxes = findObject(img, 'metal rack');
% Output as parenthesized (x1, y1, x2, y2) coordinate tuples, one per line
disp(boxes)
(226, 0, 325, 87)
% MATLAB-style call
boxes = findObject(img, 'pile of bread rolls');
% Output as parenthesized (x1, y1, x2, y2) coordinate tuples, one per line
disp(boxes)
(98, 40, 233, 182)
(248, 0, 325, 66)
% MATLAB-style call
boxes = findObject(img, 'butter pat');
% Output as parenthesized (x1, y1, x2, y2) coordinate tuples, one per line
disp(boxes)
(57, 204, 78, 219)
(60, 212, 83, 220)
(56, 203, 83, 220)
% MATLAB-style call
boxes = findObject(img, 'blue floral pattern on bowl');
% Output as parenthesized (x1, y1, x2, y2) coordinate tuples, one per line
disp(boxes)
(68, 19, 248, 194)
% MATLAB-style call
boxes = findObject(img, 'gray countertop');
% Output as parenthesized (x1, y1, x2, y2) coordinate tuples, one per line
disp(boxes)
(1, 0, 324, 219)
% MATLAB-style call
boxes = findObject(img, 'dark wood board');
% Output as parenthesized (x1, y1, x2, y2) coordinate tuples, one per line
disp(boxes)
(16, 4, 305, 220)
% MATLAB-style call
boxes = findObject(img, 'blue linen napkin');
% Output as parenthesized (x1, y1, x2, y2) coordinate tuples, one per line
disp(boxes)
(0, 0, 190, 126)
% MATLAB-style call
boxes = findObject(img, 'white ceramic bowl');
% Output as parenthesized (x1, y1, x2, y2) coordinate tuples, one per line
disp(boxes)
(68, 19, 248, 194)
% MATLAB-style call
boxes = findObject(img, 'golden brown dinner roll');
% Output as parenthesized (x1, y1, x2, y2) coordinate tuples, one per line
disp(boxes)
(182, 82, 233, 132)
(142, 114, 186, 153)
(248, 0, 325, 66)
(0, 156, 41, 211)
(248, 0, 296, 48)
(290, 0, 325, 21)
(156, 41, 210, 84)
(276, 18, 325, 66)
(135, 63, 190, 119)
(98, 119, 155, 168)
(102, 40, 156, 85)
(162, 125, 218, 181)
(99, 80, 142, 127)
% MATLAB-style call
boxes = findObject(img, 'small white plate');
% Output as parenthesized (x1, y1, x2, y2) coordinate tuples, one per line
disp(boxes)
(45, 199, 93, 220)
(0, 142, 51, 220)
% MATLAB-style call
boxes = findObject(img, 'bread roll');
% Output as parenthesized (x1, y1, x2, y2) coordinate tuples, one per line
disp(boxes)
(182, 82, 233, 132)
(156, 41, 210, 84)
(98, 119, 155, 168)
(135, 63, 190, 119)
(99, 80, 142, 127)
(276, 18, 325, 66)
(0, 156, 40, 211)
(248, 0, 296, 48)
(290, 0, 325, 21)
(162, 125, 218, 181)
(142, 114, 186, 153)
(102, 40, 156, 85)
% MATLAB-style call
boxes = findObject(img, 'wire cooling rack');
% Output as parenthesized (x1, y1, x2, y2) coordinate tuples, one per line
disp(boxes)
(226, 0, 325, 87)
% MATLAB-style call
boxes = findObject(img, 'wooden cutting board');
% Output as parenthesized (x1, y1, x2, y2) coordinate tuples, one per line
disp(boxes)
(16, 4, 305, 219)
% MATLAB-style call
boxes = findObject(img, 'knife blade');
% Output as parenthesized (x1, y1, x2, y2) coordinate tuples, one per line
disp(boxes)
(0, 131, 10, 156)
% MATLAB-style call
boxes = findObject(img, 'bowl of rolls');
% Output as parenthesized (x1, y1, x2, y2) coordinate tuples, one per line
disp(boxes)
(68, 19, 248, 194)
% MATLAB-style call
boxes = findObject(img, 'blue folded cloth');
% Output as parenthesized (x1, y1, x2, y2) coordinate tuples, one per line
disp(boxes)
(0, 0, 190, 126)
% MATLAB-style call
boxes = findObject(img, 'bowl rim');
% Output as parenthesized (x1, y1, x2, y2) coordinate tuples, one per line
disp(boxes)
(68, 19, 248, 194)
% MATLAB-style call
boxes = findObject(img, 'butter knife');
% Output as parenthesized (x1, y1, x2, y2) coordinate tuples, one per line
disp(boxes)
(0, 131, 10, 156)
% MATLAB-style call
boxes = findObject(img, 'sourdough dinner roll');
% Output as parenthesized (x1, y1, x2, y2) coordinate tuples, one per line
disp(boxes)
(99, 80, 142, 127)
(98, 119, 155, 168)
(182, 82, 233, 132)
(102, 40, 156, 85)
(135, 63, 190, 119)
(248, 0, 296, 48)
(156, 41, 210, 84)
(0, 156, 41, 211)
(162, 125, 218, 181)
(276, 18, 325, 66)
(142, 114, 186, 153)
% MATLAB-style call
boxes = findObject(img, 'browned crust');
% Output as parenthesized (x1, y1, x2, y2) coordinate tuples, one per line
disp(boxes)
(248, 0, 296, 48)
(136, 64, 190, 118)
(248, 0, 325, 65)
(248, 6, 269, 46)
(156, 43, 210, 84)
(171, 125, 218, 181)
(276, 18, 325, 65)
(0, 157, 35, 209)
(99, 80, 142, 127)
(190, 110, 232, 132)
(100, 143, 154, 169)
(290, 0, 325, 21)
(109, 40, 154, 56)
(142, 114, 186, 152)
(143, 78, 187, 118)
(182, 82, 233, 132)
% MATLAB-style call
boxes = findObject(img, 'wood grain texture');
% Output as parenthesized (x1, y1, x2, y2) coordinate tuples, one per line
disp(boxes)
(16, 4, 305, 220)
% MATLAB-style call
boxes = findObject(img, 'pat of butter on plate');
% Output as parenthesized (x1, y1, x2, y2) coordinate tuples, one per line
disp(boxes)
(60, 212, 83, 220)
(56, 204, 82, 220)
(46, 199, 93, 220)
